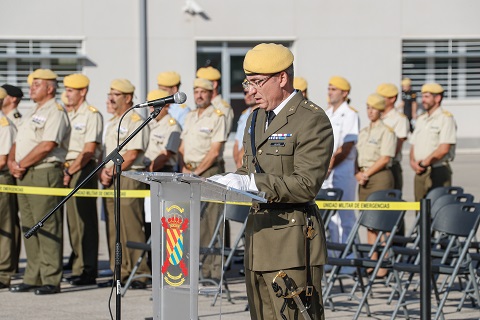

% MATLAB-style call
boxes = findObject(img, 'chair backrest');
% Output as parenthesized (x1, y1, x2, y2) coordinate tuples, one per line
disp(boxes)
(430, 193, 475, 220)
(426, 186, 464, 207)
(316, 188, 344, 201)
(225, 204, 250, 223)
(433, 203, 480, 237)
(366, 189, 402, 201)
(359, 200, 406, 233)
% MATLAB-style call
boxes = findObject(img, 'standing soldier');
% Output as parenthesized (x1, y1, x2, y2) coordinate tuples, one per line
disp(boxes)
(179, 78, 227, 281)
(157, 71, 190, 128)
(99, 79, 150, 289)
(8, 69, 70, 295)
(1, 84, 23, 128)
(144, 89, 182, 173)
(196, 66, 234, 136)
(376, 83, 409, 192)
(410, 83, 456, 201)
(400, 77, 418, 132)
(63, 74, 103, 286)
(0, 108, 18, 289)
(293, 76, 308, 99)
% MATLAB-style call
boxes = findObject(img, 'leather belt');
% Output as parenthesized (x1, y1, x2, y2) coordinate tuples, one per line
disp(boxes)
(252, 200, 316, 210)
(432, 161, 449, 168)
(32, 162, 61, 169)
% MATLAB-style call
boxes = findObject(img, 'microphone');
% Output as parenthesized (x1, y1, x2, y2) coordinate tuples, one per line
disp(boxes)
(135, 92, 187, 108)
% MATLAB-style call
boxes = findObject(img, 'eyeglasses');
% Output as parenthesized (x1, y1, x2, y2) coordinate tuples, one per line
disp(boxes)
(242, 73, 277, 91)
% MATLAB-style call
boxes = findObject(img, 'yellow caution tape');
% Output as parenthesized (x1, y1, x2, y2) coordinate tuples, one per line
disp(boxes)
(0, 184, 420, 210)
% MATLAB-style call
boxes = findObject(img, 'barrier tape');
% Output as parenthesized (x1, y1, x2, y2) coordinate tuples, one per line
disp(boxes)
(0, 184, 420, 210)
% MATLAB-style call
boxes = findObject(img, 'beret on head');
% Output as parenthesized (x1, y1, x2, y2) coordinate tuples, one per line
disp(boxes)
(27, 73, 34, 85)
(31, 68, 58, 80)
(293, 77, 308, 91)
(61, 91, 69, 105)
(147, 89, 169, 101)
(376, 83, 398, 98)
(196, 66, 221, 81)
(157, 71, 181, 87)
(329, 76, 351, 91)
(243, 43, 294, 75)
(401, 77, 412, 86)
(194, 78, 213, 91)
(421, 83, 444, 94)
(2, 84, 24, 98)
(367, 93, 386, 111)
(111, 78, 135, 93)
(64, 74, 90, 89)
(0, 87, 7, 99)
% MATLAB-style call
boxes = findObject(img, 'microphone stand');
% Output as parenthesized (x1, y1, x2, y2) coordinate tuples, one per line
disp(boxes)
(25, 105, 163, 320)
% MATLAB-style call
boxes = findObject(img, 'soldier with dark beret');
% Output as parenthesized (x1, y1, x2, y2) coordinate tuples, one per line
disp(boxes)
(1, 84, 23, 129)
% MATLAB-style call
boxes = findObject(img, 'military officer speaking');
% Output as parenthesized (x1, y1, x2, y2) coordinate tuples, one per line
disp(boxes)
(211, 43, 334, 320)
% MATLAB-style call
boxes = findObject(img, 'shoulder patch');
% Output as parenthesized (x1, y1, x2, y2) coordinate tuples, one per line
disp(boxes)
(443, 110, 453, 117)
(300, 101, 322, 113)
(0, 117, 9, 127)
(241, 109, 248, 115)
(179, 103, 187, 109)
(56, 103, 64, 111)
(399, 112, 407, 118)
(221, 99, 230, 107)
(411, 93, 417, 98)
(386, 125, 394, 133)
(348, 106, 358, 113)
(215, 109, 224, 117)
(168, 118, 177, 126)
(131, 112, 141, 122)
(88, 106, 99, 113)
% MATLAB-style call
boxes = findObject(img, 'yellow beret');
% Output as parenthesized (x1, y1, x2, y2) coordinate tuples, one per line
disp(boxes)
(194, 78, 213, 90)
(367, 93, 385, 111)
(421, 83, 444, 94)
(0, 87, 7, 99)
(243, 43, 294, 75)
(147, 89, 169, 101)
(329, 76, 351, 91)
(376, 83, 398, 98)
(196, 66, 221, 81)
(31, 68, 58, 80)
(61, 91, 69, 105)
(157, 71, 181, 87)
(64, 74, 90, 89)
(111, 78, 135, 93)
(27, 73, 34, 85)
(401, 78, 411, 86)
(293, 77, 308, 91)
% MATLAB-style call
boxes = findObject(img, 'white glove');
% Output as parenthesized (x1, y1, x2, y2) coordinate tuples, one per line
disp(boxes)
(208, 173, 251, 191)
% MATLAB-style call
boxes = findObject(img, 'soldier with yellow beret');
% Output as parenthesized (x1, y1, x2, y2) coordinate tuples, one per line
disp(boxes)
(99, 78, 150, 289)
(400, 77, 418, 132)
(410, 83, 456, 201)
(62, 74, 103, 286)
(157, 71, 190, 128)
(323, 75, 359, 247)
(211, 43, 334, 320)
(196, 66, 234, 136)
(376, 83, 409, 192)
(293, 76, 308, 99)
(179, 77, 227, 282)
(8, 69, 70, 295)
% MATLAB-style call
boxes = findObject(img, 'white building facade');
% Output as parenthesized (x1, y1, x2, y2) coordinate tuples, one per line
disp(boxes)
(2, 0, 479, 145)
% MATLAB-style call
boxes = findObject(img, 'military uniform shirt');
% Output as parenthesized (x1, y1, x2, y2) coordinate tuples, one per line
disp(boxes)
(411, 107, 456, 162)
(181, 105, 226, 164)
(357, 120, 396, 169)
(15, 98, 70, 163)
(6, 109, 22, 129)
(0, 111, 16, 157)
(144, 113, 182, 168)
(66, 101, 103, 161)
(168, 103, 190, 129)
(211, 94, 234, 135)
(382, 108, 409, 162)
(104, 111, 148, 170)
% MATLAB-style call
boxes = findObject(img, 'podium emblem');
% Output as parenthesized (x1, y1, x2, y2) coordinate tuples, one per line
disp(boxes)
(161, 205, 189, 286)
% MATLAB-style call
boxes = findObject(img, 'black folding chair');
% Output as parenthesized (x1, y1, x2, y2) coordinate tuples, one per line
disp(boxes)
(315, 188, 343, 236)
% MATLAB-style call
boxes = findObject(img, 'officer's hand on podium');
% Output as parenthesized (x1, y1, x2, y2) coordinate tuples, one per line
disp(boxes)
(208, 173, 251, 191)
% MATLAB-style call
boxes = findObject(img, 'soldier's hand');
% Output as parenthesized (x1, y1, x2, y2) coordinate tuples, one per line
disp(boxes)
(99, 168, 113, 187)
(63, 174, 71, 187)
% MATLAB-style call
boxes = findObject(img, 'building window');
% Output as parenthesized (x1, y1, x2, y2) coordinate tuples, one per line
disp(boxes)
(0, 39, 86, 100)
(402, 39, 480, 99)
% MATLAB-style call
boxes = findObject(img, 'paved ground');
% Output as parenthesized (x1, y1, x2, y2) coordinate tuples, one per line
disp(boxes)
(1, 140, 479, 319)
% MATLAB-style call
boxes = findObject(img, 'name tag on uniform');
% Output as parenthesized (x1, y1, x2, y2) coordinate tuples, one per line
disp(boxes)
(268, 133, 292, 140)
(32, 115, 46, 125)
(199, 127, 213, 134)
(118, 126, 128, 135)
(270, 142, 286, 147)
(368, 138, 379, 145)
(74, 123, 86, 131)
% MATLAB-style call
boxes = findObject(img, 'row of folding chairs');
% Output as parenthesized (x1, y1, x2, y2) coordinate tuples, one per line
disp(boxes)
(318, 186, 480, 319)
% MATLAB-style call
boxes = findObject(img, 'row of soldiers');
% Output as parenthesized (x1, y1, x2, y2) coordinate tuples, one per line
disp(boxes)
(0, 66, 236, 294)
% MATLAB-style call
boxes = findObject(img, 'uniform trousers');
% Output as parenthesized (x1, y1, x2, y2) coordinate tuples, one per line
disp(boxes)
(66, 161, 99, 278)
(199, 164, 223, 280)
(17, 165, 64, 286)
(358, 169, 394, 201)
(390, 161, 403, 192)
(0, 173, 20, 285)
(245, 266, 325, 320)
(105, 172, 150, 281)
(414, 164, 452, 201)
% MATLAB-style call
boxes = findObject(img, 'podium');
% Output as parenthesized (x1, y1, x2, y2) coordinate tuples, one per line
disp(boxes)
(123, 172, 266, 319)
